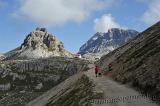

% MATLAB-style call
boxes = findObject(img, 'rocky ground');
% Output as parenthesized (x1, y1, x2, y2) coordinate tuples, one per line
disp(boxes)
(0, 57, 90, 106)
(26, 72, 95, 106)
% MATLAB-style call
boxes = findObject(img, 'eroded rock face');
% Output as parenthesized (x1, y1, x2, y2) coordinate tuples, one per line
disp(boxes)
(98, 21, 160, 97)
(5, 28, 73, 59)
(0, 57, 90, 106)
(21, 28, 62, 50)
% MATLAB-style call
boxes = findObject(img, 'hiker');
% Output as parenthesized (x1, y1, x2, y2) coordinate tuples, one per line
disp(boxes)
(95, 65, 102, 77)
(108, 63, 112, 71)
(98, 67, 102, 77)
(95, 66, 99, 77)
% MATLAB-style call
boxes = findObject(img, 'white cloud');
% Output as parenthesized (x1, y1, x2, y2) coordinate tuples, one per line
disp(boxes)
(94, 14, 121, 32)
(14, 0, 117, 26)
(142, 0, 160, 25)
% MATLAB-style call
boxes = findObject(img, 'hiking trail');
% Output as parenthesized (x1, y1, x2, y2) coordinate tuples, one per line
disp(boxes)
(85, 64, 159, 106)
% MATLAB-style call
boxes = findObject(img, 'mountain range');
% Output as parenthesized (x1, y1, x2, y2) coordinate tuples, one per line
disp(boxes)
(79, 28, 139, 59)
(0, 21, 160, 106)
(24, 21, 160, 106)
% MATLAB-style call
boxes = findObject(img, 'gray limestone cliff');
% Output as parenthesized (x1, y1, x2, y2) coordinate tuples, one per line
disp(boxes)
(5, 28, 73, 60)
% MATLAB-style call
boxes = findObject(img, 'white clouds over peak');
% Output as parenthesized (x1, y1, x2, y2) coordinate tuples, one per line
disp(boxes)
(94, 14, 121, 32)
(14, 0, 117, 26)
(142, 0, 160, 25)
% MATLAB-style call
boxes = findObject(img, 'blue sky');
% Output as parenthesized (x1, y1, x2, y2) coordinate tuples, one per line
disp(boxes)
(0, 0, 160, 53)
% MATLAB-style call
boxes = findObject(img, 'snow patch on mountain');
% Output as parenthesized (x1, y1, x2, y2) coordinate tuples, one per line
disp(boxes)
(92, 37, 98, 41)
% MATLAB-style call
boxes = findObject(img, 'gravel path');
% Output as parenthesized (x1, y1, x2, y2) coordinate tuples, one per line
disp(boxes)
(85, 64, 159, 106)
(26, 64, 159, 106)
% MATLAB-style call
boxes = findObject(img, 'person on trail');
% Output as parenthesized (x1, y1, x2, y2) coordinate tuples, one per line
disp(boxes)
(108, 63, 112, 71)
(95, 66, 99, 77)
(95, 66, 102, 77)
(98, 67, 102, 76)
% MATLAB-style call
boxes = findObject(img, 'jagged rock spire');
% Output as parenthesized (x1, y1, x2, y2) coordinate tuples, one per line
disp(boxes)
(5, 28, 73, 59)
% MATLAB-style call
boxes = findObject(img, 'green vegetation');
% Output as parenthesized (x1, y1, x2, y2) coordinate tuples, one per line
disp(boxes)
(48, 47, 56, 52)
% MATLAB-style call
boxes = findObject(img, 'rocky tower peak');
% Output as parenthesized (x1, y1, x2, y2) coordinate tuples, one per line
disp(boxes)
(21, 27, 64, 52)
(5, 28, 73, 59)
